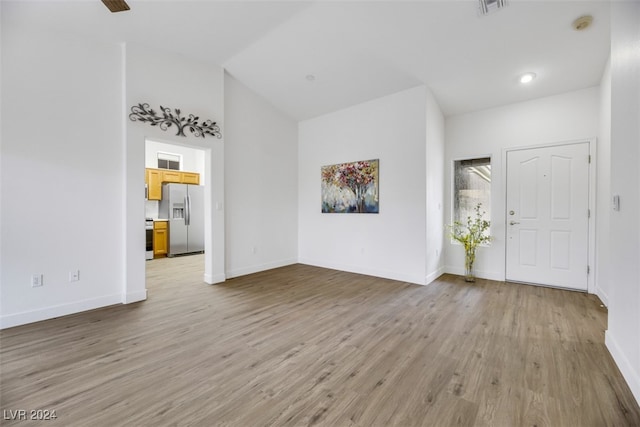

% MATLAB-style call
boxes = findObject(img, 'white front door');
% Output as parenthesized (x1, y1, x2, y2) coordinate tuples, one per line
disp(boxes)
(505, 142, 590, 291)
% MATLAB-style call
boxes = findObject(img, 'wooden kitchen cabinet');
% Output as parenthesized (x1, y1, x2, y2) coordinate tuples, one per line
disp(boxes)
(146, 169, 163, 200)
(145, 168, 201, 201)
(162, 170, 181, 183)
(153, 220, 168, 257)
(181, 172, 200, 185)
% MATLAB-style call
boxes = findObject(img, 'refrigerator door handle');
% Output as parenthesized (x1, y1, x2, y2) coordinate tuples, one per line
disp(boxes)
(186, 194, 191, 226)
(184, 195, 189, 225)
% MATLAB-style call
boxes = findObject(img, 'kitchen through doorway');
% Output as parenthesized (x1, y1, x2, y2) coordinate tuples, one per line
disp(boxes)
(145, 138, 207, 292)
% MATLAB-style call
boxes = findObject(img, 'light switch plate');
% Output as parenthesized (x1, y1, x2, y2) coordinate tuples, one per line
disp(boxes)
(31, 274, 43, 287)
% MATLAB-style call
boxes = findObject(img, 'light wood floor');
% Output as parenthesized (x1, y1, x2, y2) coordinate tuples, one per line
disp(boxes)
(1, 255, 639, 426)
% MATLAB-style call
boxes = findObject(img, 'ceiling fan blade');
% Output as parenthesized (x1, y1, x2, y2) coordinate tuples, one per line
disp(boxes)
(101, 0, 130, 13)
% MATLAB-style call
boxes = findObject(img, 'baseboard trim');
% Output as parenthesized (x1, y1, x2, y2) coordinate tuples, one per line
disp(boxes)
(225, 258, 298, 280)
(123, 289, 147, 304)
(605, 331, 640, 406)
(0, 293, 123, 330)
(444, 266, 504, 282)
(426, 266, 446, 285)
(204, 273, 227, 284)
(298, 258, 425, 285)
(595, 286, 609, 307)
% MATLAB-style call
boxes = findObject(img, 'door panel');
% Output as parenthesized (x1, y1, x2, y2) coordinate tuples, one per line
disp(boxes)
(519, 230, 537, 266)
(549, 231, 571, 270)
(506, 143, 589, 291)
(167, 184, 188, 256)
(520, 157, 539, 219)
(551, 156, 572, 219)
(187, 185, 205, 253)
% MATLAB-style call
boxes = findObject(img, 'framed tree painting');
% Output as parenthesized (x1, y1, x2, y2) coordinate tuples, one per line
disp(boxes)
(321, 159, 379, 213)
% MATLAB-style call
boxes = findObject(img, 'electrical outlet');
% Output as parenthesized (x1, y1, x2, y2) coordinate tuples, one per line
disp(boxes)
(31, 274, 43, 287)
(69, 270, 80, 282)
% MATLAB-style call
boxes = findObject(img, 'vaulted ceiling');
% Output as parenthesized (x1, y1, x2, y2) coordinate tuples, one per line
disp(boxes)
(3, 1, 611, 120)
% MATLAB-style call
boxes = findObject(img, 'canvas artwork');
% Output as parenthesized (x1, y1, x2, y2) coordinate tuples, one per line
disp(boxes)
(321, 159, 379, 213)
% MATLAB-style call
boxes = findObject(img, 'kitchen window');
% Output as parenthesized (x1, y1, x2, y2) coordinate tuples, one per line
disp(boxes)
(157, 152, 181, 170)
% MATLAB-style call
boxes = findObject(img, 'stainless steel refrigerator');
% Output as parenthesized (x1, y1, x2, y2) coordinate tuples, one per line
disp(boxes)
(159, 183, 205, 256)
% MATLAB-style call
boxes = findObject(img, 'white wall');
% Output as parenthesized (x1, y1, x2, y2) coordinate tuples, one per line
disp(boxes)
(1, 23, 124, 327)
(125, 43, 226, 288)
(0, 13, 229, 327)
(224, 73, 299, 277)
(605, 0, 640, 405)
(425, 90, 445, 283)
(298, 86, 430, 285)
(596, 58, 612, 306)
(444, 87, 600, 281)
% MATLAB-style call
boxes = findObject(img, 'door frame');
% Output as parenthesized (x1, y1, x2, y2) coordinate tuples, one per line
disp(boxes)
(142, 135, 223, 284)
(502, 138, 596, 293)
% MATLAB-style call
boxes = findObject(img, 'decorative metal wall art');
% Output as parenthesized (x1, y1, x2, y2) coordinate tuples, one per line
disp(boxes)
(129, 103, 222, 139)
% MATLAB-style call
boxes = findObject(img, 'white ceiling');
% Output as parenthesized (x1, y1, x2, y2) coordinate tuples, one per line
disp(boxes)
(3, 0, 611, 120)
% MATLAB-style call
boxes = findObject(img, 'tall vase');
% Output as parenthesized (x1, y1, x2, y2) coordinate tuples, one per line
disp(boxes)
(464, 248, 476, 282)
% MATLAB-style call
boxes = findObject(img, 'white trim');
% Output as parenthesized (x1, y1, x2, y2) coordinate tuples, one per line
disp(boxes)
(502, 138, 597, 294)
(298, 258, 426, 286)
(595, 286, 609, 307)
(587, 139, 597, 295)
(425, 266, 445, 285)
(120, 42, 131, 306)
(225, 259, 298, 280)
(123, 289, 147, 304)
(204, 273, 226, 284)
(606, 331, 640, 406)
(444, 265, 504, 282)
(0, 294, 123, 330)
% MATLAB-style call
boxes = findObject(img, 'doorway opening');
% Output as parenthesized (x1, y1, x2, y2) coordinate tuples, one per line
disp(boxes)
(145, 138, 207, 292)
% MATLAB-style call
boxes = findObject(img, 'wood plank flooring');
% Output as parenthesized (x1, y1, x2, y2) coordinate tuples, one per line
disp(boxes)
(2, 255, 639, 426)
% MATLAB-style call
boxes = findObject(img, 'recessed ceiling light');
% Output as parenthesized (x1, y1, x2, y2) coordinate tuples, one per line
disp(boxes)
(520, 72, 536, 84)
(305, 74, 316, 82)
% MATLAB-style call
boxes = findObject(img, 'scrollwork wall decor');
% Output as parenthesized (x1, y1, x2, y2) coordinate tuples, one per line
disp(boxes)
(129, 103, 222, 139)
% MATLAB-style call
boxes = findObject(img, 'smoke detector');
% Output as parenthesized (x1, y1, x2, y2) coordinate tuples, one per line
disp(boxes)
(479, 0, 508, 16)
(572, 15, 593, 31)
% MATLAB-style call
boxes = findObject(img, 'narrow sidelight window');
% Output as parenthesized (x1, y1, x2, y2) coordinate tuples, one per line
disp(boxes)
(453, 157, 491, 225)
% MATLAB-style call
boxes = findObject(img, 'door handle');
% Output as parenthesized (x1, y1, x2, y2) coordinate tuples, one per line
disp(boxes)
(185, 194, 191, 225)
(510, 221, 520, 225)
(184, 195, 189, 225)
